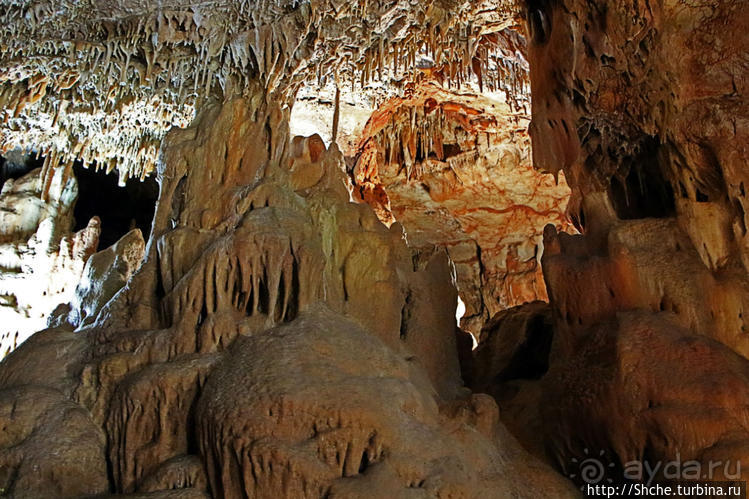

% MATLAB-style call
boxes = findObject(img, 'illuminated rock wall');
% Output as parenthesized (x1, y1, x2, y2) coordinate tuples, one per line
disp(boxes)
(0, 166, 98, 354)
(353, 82, 573, 334)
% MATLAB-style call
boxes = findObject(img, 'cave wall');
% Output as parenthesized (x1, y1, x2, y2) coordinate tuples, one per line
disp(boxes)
(516, 0, 749, 484)
(0, 0, 592, 495)
(0, 91, 577, 497)
(0, 165, 99, 354)
(0, 0, 746, 494)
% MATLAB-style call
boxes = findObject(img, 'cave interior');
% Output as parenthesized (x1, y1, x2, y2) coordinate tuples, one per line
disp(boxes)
(0, 0, 746, 497)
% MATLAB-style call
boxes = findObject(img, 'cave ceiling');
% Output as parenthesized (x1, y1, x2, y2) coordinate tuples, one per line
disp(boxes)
(0, 0, 528, 186)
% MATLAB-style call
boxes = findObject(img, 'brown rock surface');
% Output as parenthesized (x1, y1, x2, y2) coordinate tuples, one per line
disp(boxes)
(513, 0, 749, 486)
(465, 301, 554, 462)
(197, 306, 573, 497)
(544, 311, 749, 482)
(0, 93, 577, 497)
(526, 0, 749, 271)
(353, 82, 574, 334)
(0, 386, 109, 497)
(4, 0, 747, 494)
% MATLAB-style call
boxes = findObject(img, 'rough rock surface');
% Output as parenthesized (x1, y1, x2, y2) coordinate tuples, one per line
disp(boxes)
(0, 386, 109, 497)
(353, 82, 573, 333)
(0, 95, 577, 497)
(1, 0, 745, 494)
(51, 228, 146, 330)
(0, 0, 524, 183)
(0, 166, 99, 354)
(464, 301, 554, 462)
(506, 0, 749, 486)
(0, 1, 580, 491)
(544, 310, 749, 483)
(197, 306, 570, 498)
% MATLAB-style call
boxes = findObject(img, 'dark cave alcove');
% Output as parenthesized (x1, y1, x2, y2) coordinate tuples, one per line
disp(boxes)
(73, 163, 158, 250)
(0, 151, 42, 186)
(494, 313, 554, 383)
(0, 151, 158, 251)
(608, 138, 676, 220)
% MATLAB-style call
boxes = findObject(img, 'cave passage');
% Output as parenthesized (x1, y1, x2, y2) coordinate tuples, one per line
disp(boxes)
(608, 138, 676, 220)
(0, 152, 158, 251)
(73, 163, 158, 250)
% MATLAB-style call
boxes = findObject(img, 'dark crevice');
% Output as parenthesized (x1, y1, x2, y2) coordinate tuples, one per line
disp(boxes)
(197, 299, 208, 327)
(495, 314, 554, 382)
(154, 253, 167, 304)
(570, 208, 586, 233)
(678, 181, 688, 198)
(399, 290, 414, 340)
(170, 176, 187, 227)
(0, 151, 41, 186)
(358, 451, 370, 473)
(1, 152, 158, 251)
(73, 163, 158, 250)
(258, 271, 270, 315)
(275, 268, 286, 323)
(608, 138, 675, 220)
(286, 257, 300, 322)
(526, 0, 552, 45)
(232, 267, 242, 310)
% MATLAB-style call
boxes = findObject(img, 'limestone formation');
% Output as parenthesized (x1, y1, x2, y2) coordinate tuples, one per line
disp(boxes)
(0, 386, 109, 497)
(514, 0, 749, 487)
(0, 0, 525, 184)
(0, 93, 577, 496)
(0, 165, 99, 355)
(51, 228, 146, 330)
(196, 306, 572, 498)
(464, 301, 553, 462)
(0, 0, 746, 495)
(352, 82, 573, 334)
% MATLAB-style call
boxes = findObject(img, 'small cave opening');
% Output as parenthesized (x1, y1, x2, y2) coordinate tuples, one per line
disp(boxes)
(495, 313, 554, 383)
(608, 139, 675, 220)
(0, 151, 159, 251)
(0, 150, 43, 186)
(570, 206, 587, 233)
(73, 163, 158, 250)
